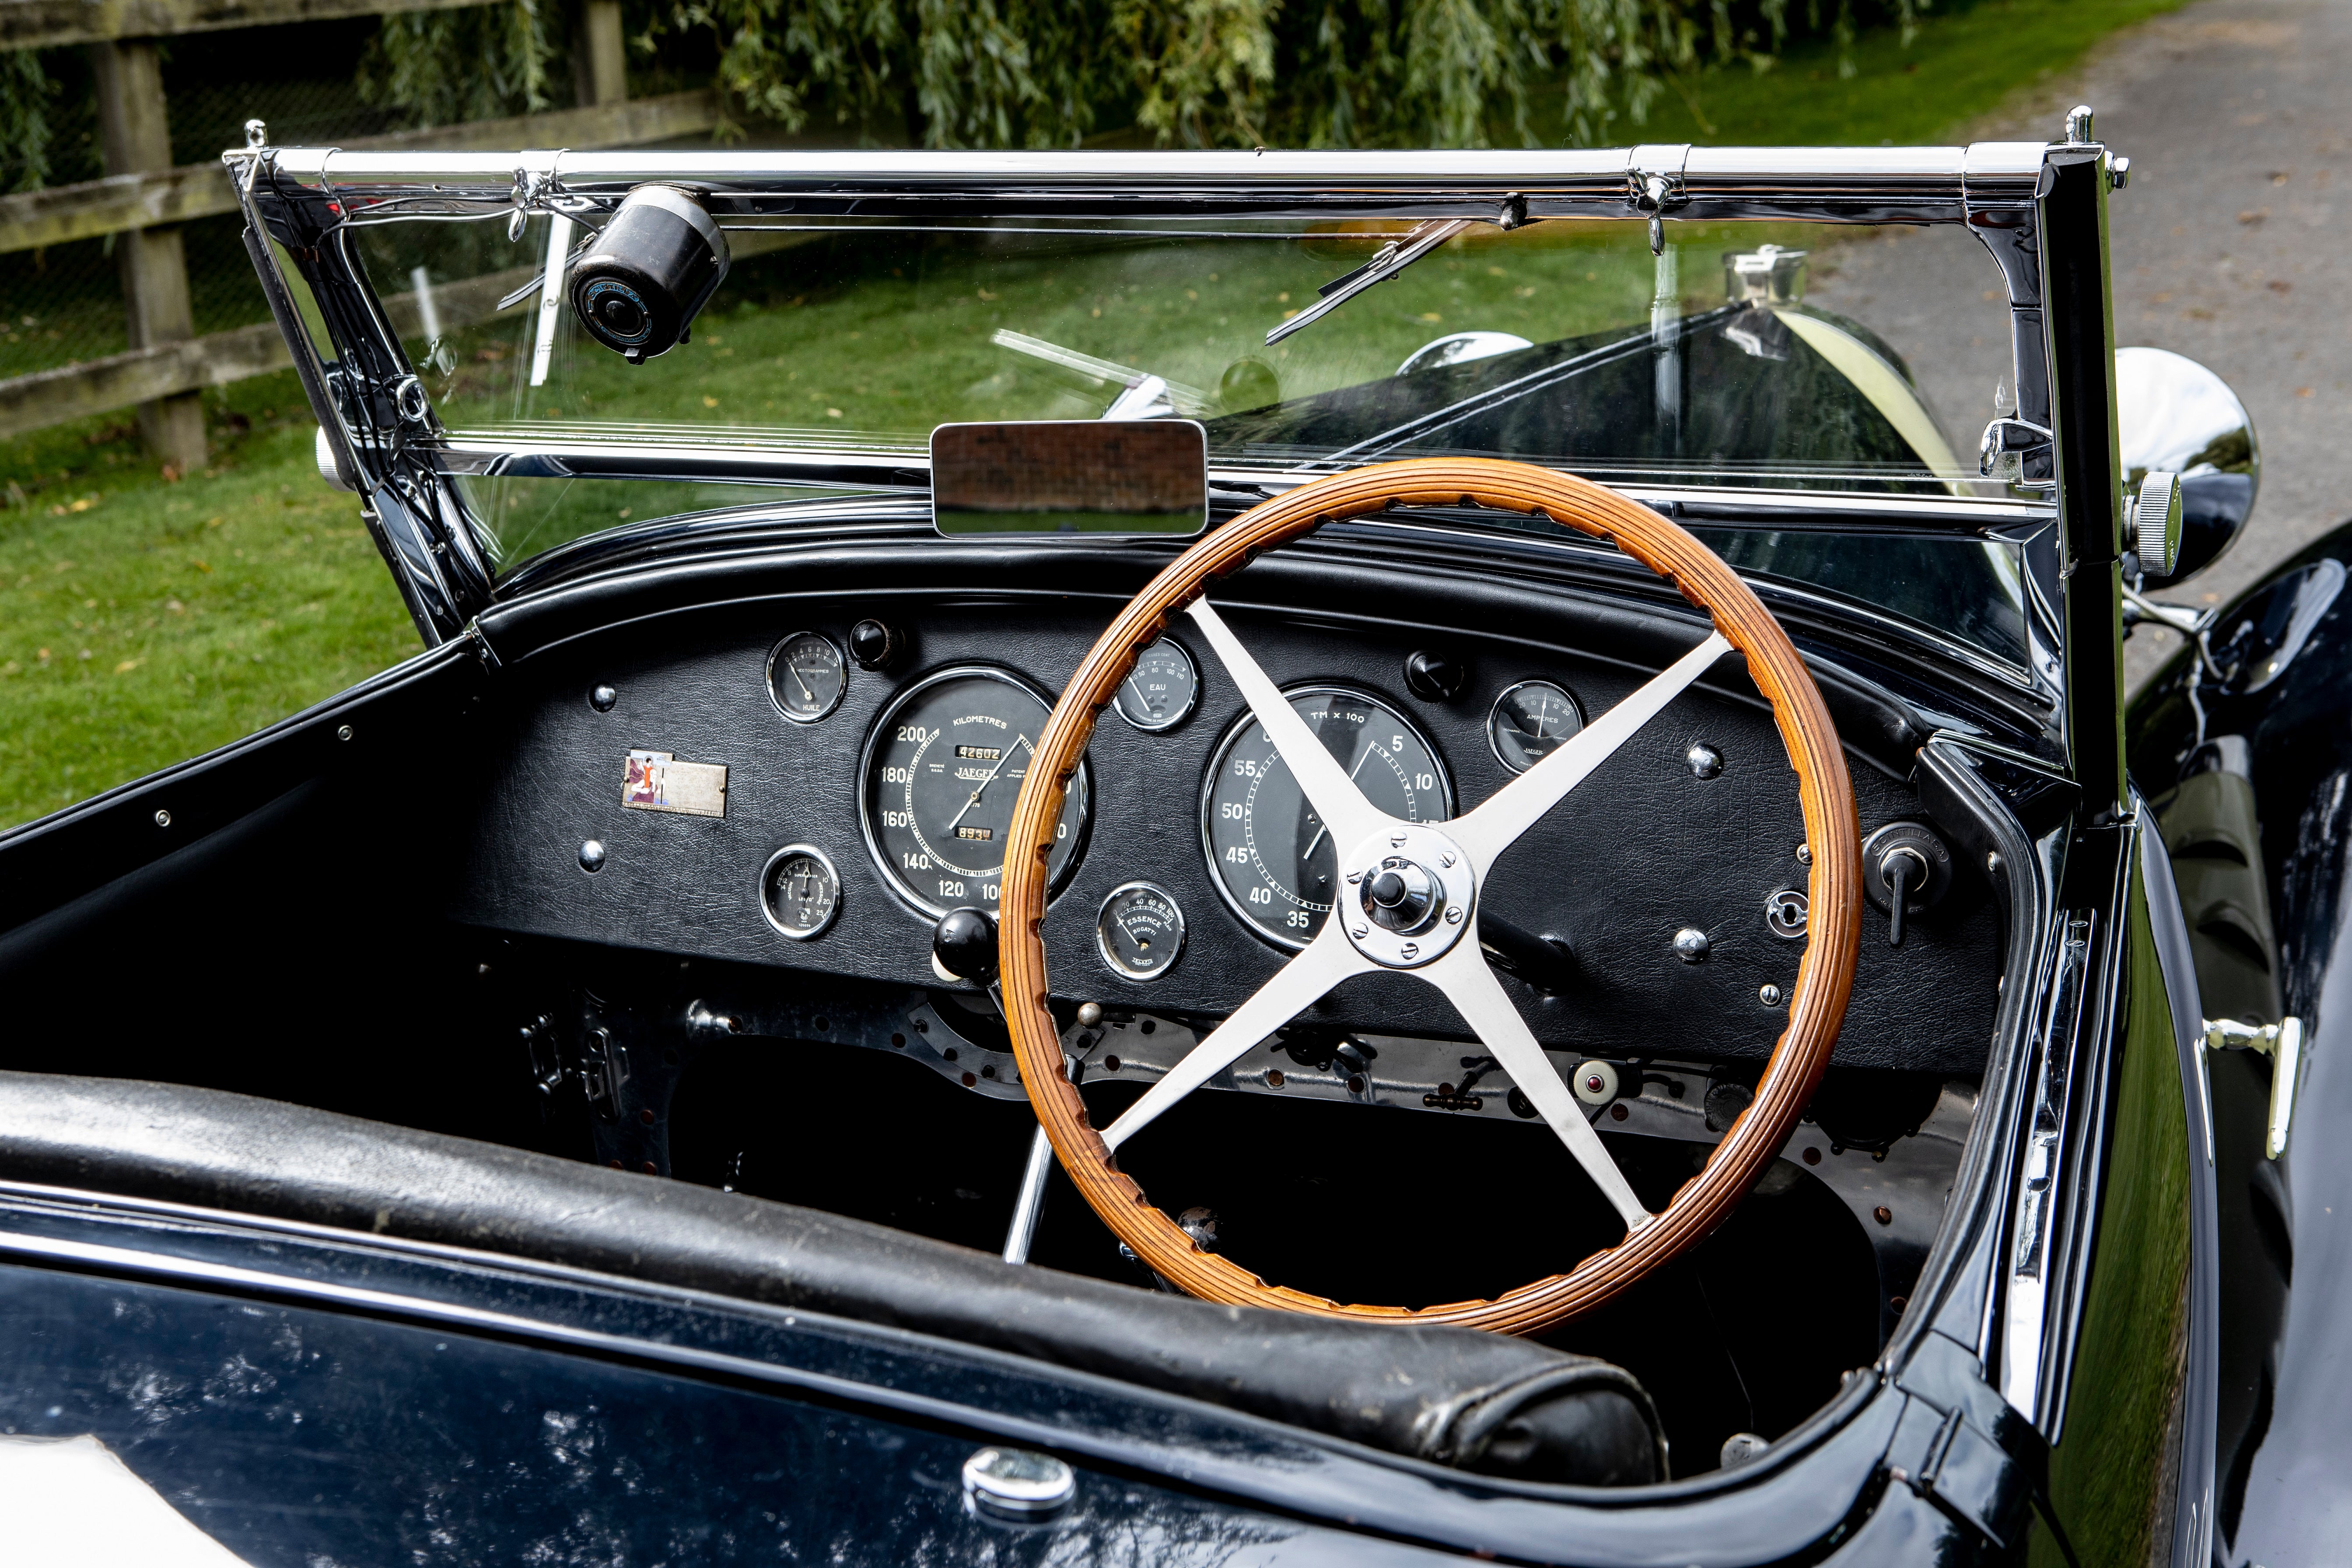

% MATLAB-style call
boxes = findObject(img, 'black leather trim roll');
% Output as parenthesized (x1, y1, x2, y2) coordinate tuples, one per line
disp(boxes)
(0, 1072, 1663, 1487)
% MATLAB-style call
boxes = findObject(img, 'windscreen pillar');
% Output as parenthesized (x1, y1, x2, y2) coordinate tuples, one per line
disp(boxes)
(2039, 121, 2128, 824)
(89, 37, 205, 474)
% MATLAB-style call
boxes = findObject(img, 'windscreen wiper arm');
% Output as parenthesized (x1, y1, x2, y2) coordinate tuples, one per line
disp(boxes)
(1266, 219, 1473, 346)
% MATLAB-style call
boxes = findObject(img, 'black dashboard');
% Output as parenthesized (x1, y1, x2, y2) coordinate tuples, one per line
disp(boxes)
(453, 521, 2005, 1082)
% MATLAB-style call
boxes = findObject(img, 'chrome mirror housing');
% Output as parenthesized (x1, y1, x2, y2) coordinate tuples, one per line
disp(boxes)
(2116, 346, 2259, 587)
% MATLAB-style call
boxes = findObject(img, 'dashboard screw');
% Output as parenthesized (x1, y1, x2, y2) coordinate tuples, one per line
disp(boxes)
(1874, 1205, 1893, 1225)
(336, 723, 354, 741)
(1687, 743, 1724, 779)
(578, 839, 606, 873)
(1673, 926, 1710, 962)
(1759, 983, 1784, 1007)
(153, 808, 172, 828)
(590, 684, 617, 711)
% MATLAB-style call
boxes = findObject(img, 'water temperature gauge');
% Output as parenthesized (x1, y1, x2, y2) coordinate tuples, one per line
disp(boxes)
(1096, 882, 1187, 981)
(1111, 638, 1199, 732)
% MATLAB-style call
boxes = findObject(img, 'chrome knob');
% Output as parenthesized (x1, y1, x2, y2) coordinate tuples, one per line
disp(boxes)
(2132, 469, 2184, 577)
(1362, 857, 1438, 934)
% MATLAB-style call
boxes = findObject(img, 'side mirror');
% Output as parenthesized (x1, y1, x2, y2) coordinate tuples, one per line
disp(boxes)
(2117, 346, 2259, 588)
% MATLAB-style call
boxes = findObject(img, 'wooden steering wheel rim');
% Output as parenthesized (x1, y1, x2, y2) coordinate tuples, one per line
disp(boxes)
(999, 457, 1862, 1335)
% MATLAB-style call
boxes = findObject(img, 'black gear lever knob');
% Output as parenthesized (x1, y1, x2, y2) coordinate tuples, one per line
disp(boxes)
(932, 906, 1000, 983)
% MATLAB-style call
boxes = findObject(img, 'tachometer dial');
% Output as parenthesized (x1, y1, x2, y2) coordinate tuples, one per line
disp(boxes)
(862, 667, 1090, 917)
(1487, 680, 1584, 774)
(1201, 687, 1452, 948)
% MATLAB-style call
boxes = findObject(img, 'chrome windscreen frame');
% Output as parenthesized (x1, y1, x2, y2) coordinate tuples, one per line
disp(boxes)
(224, 130, 2128, 789)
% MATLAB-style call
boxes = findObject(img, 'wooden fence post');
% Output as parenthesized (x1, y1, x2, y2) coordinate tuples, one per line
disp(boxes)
(88, 36, 205, 472)
(575, 0, 627, 107)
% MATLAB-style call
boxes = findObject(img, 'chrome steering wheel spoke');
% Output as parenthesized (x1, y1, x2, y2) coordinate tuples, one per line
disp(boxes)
(1185, 598, 1393, 858)
(1101, 920, 1374, 1152)
(1452, 630, 1731, 870)
(1420, 944, 1653, 1233)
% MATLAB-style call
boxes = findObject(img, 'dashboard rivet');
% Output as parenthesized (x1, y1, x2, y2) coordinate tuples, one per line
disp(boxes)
(1873, 1205, 1893, 1226)
(1687, 743, 1724, 779)
(336, 723, 354, 741)
(1759, 983, 1785, 1007)
(153, 808, 172, 828)
(1075, 1001, 1103, 1028)
(1673, 927, 1710, 962)
(578, 840, 606, 873)
(589, 684, 617, 712)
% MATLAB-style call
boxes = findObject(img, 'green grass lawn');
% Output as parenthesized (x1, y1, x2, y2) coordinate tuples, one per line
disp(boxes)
(0, 0, 2191, 833)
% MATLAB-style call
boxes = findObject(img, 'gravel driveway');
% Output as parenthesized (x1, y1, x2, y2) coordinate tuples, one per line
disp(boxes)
(1805, 0, 2350, 687)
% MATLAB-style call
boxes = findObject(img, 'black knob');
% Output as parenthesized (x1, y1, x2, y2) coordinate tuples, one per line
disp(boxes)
(932, 906, 999, 982)
(1369, 869, 1409, 907)
(849, 618, 902, 670)
(1404, 648, 1466, 701)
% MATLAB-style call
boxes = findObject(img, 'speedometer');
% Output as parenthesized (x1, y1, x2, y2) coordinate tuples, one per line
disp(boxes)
(861, 666, 1090, 917)
(1201, 687, 1452, 948)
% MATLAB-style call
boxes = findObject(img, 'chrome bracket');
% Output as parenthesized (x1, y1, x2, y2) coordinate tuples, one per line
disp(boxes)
(1626, 145, 1691, 256)
(2202, 1016, 2304, 1159)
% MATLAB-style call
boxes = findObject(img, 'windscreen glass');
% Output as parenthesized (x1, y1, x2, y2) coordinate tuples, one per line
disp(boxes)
(357, 213, 2030, 663)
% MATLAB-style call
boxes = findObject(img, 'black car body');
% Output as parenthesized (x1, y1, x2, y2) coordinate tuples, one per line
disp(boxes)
(0, 112, 2301, 1564)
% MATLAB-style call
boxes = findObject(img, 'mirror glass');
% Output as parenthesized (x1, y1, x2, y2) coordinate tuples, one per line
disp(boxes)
(2117, 346, 2259, 585)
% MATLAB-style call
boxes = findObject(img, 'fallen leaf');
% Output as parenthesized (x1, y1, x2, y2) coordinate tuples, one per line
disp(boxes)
(2269, 280, 2293, 294)
(166, 599, 185, 612)
(826, 407, 843, 418)
(1420, 312, 1443, 322)
(702, 396, 719, 408)
(113, 658, 140, 674)
(2296, 387, 2315, 397)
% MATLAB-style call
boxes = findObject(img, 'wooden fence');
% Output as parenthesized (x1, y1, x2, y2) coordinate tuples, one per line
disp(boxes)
(0, 0, 714, 463)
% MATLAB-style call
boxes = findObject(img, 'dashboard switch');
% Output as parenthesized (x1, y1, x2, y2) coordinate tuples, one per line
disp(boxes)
(1862, 822, 1953, 948)
(1404, 648, 1466, 701)
(849, 617, 903, 670)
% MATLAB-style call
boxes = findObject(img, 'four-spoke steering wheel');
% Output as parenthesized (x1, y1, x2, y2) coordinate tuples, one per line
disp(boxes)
(999, 458, 1861, 1334)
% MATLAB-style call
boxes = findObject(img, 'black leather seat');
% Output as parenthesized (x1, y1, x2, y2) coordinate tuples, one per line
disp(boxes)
(0, 1072, 1665, 1486)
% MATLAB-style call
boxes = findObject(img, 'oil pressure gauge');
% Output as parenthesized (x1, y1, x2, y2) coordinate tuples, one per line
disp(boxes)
(767, 631, 846, 723)
(1097, 882, 1186, 981)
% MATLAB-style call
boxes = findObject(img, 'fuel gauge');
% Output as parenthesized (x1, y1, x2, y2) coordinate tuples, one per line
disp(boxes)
(1097, 882, 1186, 981)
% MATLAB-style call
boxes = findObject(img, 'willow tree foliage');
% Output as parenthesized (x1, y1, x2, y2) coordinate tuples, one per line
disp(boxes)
(0, 0, 1923, 193)
(351, 0, 1908, 148)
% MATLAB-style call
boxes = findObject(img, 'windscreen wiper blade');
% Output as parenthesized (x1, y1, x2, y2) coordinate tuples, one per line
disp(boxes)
(1266, 219, 1473, 346)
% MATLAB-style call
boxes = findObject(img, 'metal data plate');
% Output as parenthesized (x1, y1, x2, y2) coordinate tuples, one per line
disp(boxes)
(930, 420, 1208, 538)
(622, 749, 728, 817)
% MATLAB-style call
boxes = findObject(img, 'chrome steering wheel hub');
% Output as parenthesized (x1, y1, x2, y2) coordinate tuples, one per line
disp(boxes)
(1340, 822, 1476, 967)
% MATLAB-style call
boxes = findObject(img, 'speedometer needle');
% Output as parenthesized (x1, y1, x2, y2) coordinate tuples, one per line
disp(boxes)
(945, 733, 1029, 833)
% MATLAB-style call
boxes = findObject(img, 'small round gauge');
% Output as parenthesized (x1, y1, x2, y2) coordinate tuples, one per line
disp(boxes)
(767, 631, 847, 723)
(862, 666, 1091, 917)
(1488, 680, 1585, 774)
(1202, 687, 1452, 948)
(1112, 638, 1200, 732)
(760, 844, 841, 940)
(1097, 882, 1187, 981)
